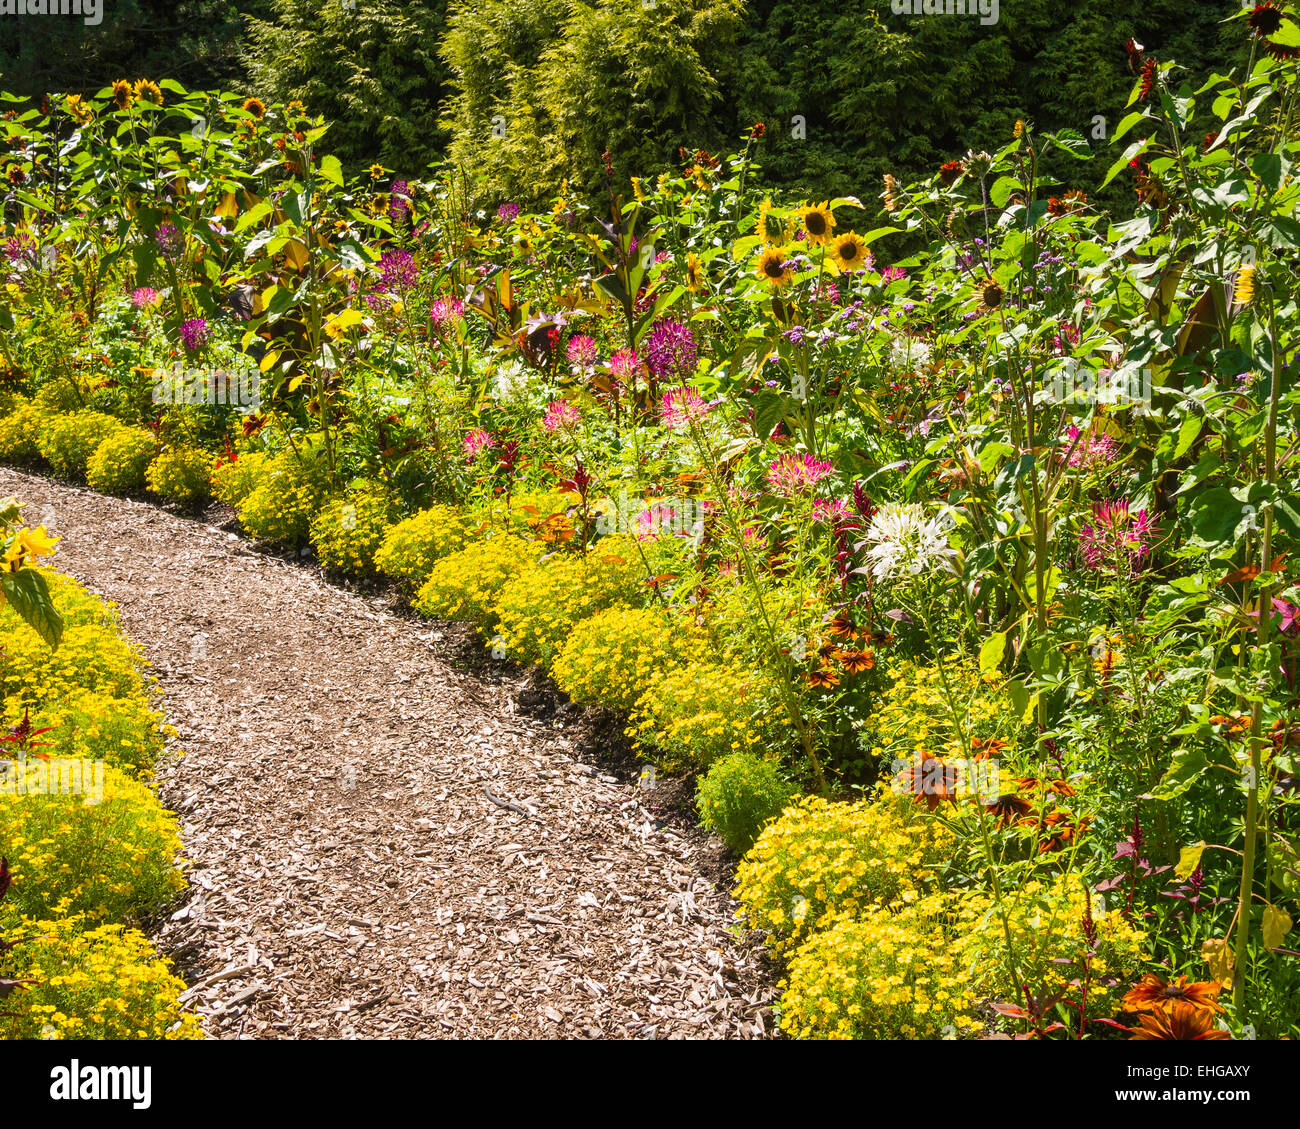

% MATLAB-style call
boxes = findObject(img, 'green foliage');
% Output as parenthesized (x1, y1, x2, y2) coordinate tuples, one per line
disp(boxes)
(440, 0, 743, 203)
(695, 750, 796, 854)
(244, 0, 451, 174)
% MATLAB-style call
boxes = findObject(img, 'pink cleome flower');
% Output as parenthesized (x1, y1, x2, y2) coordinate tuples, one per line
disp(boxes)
(543, 400, 581, 433)
(1064, 424, 1120, 473)
(565, 335, 598, 368)
(429, 296, 465, 330)
(132, 287, 161, 310)
(1079, 499, 1154, 572)
(660, 386, 711, 429)
(767, 453, 835, 496)
(609, 348, 642, 384)
(464, 428, 494, 462)
(812, 498, 851, 524)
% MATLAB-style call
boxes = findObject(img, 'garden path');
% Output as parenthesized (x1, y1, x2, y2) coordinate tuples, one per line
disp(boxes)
(0, 468, 773, 1039)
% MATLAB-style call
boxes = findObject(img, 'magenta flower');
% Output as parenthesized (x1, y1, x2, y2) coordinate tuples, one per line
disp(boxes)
(131, 287, 161, 310)
(388, 181, 411, 224)
(1064, 424, 1120, 473)
(660, 386, 711, 429)
(1078, 499, 1154, 572)
(645, 317, 698, 382)
(377, 249, 418, 291)
(429, 296, 465, 330)
(880, 265, 906, 285)
(464, 428, 494, 462)
(565, 335, 598, 368)
(767, 453, 835, 496)
(812, 498, 850, 524)
(542, 400, 581, 433)
(609, 348, 642, 384)
(497, 202, 520, 223)
(179, 317, 211, 352)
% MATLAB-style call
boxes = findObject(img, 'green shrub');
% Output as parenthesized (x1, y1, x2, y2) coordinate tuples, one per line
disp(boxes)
(36, 410, 122, 477)
(492, 538, 645, 667)
(695, 750, 796, 854)
(86, 427, 159, 496)
(413, 535, 541, 629)
(0, 401, 47, 465)
(0, 761, 185, 923)
(235, 448, 331, 544)
(375, 503, 480, 584)
(309, 484, 396, 577)
(146, 447, 214, 505)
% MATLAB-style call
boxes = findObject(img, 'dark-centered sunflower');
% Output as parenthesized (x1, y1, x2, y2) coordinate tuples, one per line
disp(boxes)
(831, 232, 869, 273)
(110, 80, 135, 112)
(755, 246, 794, 288)
(799, 202, 836, 246)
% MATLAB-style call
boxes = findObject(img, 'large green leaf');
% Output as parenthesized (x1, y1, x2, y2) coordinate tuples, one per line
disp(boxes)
(0, 569, 64, 650)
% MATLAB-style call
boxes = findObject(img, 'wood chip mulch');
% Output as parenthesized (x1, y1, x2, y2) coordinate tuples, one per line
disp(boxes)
(0, 468, 777, 1039)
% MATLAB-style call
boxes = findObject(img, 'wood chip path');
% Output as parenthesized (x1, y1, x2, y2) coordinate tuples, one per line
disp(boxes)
(0, 469, 775, 1039)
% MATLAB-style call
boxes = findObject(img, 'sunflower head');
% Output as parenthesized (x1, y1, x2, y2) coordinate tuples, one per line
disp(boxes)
(755, 246, 794, 288)
(242, 97, 267, 119)
(110, 80, 135, 112)
(977, 277, 1004, 312)
(368, 163, 386, 181)
(64, 94, 93, 124)
(133, 80, 163, 106)
(1248, 2, 1286, 37)
(685, 252, 704, 292)
(938, 159, 965, 187)
(882, 174, 899, 213)
(799, 202, 836, 246)
(831, 232, 870, 274)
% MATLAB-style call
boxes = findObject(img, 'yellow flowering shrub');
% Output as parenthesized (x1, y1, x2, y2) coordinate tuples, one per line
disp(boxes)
(146, 446, 215, 504)
(235, 447, 332, 544)
(86, 426, 159, 496)
(414, 535, 542, 630)
(211, 450, 270, 507)
(778, 893, 986, 1039)
(0, 762, 185, 923)
(0, 915, 202, 1040)
(696, 750, 797, 854)
(375, 504, 481, 584)
(2, 691, 164, 779)
(478, 489, 574, 537)
(629, 659, 783, 768)
(959, 874, 1149, 1019)
(0, 401, 48, 464)
(868, 658, 1015, 762)
(37, 409, 123, 477)
(1, 618, 145, 704)
(552, 606, 710, 712)
(32, 381, 83, 412)
(492, 539, 646, 668)
(734, 792, 956, 951)
(309, 483, 396, 577)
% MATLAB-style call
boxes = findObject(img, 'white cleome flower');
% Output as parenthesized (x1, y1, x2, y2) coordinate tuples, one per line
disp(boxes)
(861, 503, 958, 583)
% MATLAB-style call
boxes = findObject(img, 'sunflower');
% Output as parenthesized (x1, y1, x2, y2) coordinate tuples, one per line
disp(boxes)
(1122, 974, 1224, 1015)
(133, 80, 163, 106)
(1248, 2, 1286, 37)
(1234, 266, 1257, 306)
(685, 252, 705, 292)
(110, 80, 135, 112)
(287, 99, 306, 116)
(755, 246, 794, 288)
(368, 163, 386, 181)
(976, 276, 1004, 313)
(800, 202, 836, 246)
(1129, 1001, 1231, 1041)
(1013, 119, 1026, 139)
(242, 97, 267, 119)
(64, 94, 93, 123)
(831, 231, 870, 273)
(756, 199, 796, 246)
(938, 159, 965, 186)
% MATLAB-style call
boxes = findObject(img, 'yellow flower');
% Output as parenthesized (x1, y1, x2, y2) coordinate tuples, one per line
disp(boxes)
(799, 203, 836, 247)
(831, 232, 869, 273)
(1233, 266, 1256, 306)
(755, 245, 794, 288)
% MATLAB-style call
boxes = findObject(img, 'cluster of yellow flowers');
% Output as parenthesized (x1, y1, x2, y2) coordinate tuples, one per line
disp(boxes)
(234, 447, 331, 544)
(308, 483, 396, 577)
(0, 566, 196, 1039)
(211, 450, 270, 507)
(493, 540, 645, 667)
(0, 399, 48, 464)
(2, 917, 202, 1040)
(552, 606, 710, 713)
(375, 503, 481, 584)
(867, 657, 1013, 762)
(779, 893, 987, 1039)
(86, 426, 159, 496)
(145, 446, 214, 505)
(414, 535, 542, 629)
(735, 792, 956, 953)
(37, 409, 122, 477)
